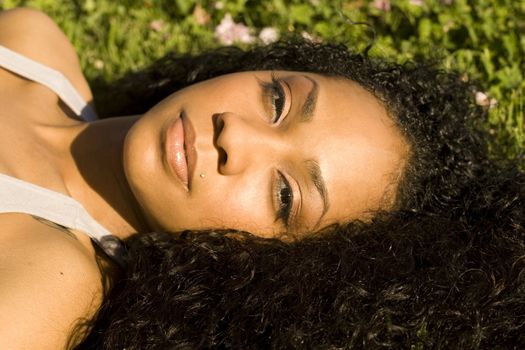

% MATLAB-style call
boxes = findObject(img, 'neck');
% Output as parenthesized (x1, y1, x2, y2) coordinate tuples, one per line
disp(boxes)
(62, 116, 149, 239)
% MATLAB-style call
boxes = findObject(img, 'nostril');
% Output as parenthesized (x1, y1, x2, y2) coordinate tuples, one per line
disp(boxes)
(218, 147, 228, 166)
(213, 114, 228, 168)
(212, 113, 225, 139)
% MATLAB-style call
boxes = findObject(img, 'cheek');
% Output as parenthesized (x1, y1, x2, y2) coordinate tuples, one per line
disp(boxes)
(179, 177, 273, 232)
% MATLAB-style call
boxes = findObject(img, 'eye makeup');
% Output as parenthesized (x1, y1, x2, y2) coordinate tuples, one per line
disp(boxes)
(271, 168, 301, 228)
(260, 73, 295, 228)
(274, 170, 293, 225)
(259, 73, 292, 126)
(260, 73, 312, 230)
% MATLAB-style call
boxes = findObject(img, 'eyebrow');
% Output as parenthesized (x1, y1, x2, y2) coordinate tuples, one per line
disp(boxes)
(304, 159, 329, 229)
(300, 75, 319, 122)
(295, 76, 327, 229)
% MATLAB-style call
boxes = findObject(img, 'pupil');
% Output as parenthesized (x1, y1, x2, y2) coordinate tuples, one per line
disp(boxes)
(274, 91, 283, 113)
(280, 187, 291, 203)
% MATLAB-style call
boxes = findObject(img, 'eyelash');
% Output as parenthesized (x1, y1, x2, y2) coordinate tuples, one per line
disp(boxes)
(262, 74, 287, 124)
(275, 171, 294, 226)
(260, 74, 294, 226)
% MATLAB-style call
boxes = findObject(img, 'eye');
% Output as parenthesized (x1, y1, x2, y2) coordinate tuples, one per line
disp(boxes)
(274, 171, 293, 226)
(260, 74, 290, 125)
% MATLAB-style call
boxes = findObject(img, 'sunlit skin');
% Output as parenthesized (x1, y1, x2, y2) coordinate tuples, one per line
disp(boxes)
(1, 10, 414, 349)
(124, 71, 409, 238)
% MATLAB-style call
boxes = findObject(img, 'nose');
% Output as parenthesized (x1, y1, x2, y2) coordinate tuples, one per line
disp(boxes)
(213, 112, 287, 175)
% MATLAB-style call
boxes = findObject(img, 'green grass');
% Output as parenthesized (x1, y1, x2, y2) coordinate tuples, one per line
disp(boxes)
(1, 0, 523, 160)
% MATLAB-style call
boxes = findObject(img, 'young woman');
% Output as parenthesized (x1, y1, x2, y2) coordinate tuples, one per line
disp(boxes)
(0, 7, 522, 349)
(83, 29, 524, 349)
(0, 8, 407, 349)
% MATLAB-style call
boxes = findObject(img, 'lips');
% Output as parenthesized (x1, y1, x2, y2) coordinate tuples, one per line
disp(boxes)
(165, 111, 196, 190)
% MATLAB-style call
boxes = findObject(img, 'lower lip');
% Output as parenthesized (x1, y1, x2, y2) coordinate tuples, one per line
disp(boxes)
(166, 116, 189, 189)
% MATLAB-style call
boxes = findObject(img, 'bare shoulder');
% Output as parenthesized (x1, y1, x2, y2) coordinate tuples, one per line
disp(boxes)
(0, 7, 93, 102)
(0, 213, 104, 350)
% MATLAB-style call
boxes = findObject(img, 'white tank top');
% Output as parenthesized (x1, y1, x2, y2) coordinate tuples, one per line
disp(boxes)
(0, 45, 125, 265)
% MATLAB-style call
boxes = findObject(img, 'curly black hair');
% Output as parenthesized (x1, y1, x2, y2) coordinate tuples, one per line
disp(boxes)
(94, 38, 493, 216)
(79, 39, 524, 349)
(82, 169, 524, 349)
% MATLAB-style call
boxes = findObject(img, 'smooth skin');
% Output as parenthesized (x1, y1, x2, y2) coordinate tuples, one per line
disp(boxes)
(0, 8, 125, 350)
(0, 7, 408, 349)
(124, 71, 409, 238)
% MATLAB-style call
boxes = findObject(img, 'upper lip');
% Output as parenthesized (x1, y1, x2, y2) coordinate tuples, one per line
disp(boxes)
(162, 110, 197, 191)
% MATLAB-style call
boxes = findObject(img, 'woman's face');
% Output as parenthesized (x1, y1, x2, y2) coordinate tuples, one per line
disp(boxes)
(124, 71, 408, 238)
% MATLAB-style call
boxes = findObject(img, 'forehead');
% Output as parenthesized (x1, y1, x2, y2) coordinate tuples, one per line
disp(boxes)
(284, 72, 408, 229)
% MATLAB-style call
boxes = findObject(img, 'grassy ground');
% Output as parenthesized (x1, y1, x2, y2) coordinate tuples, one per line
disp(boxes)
(1, 0, 523, 160)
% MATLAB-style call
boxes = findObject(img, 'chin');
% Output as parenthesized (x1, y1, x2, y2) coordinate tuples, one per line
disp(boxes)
(123, 116, 190, 234)
(123, 119, 160, 210)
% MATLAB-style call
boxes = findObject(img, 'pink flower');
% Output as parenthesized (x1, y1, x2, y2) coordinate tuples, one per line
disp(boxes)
(193, 4, 211, 26)
(259, 27, 279, 44)
(373, 0, 391, 11)
(93, 59, 104, 70)
(214, 13, 255, 45)
(443, 20, 454, 33)
(409, 0, 424, 6)
(149, 19, 165, 32)
(300, 31, 322, 43)
(301, 31, 314, 41)
(475, 91, 497, 108)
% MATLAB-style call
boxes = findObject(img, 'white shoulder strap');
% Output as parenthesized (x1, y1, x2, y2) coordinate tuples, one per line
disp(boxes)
(0, 45, 98, 122)
(0, 174, 124, 265)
